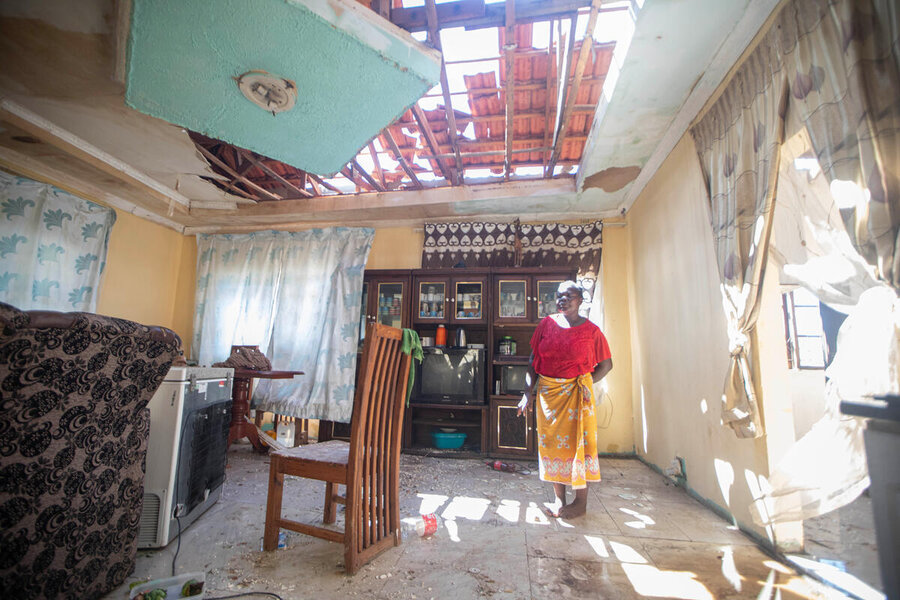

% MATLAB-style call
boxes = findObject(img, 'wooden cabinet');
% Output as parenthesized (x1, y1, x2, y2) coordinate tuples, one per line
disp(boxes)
(360, 272, 411, 342)
(492, 269, 572, 324)
(362, 266, 575, 459)
(488, 397, 535, 458)
(413, 270, 489, 325)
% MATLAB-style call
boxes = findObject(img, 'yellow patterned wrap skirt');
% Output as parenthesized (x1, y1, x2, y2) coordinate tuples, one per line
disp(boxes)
(535, 373, 601, 489)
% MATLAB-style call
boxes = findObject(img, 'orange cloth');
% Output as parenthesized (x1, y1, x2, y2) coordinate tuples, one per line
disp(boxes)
(535, 373, 601, 489)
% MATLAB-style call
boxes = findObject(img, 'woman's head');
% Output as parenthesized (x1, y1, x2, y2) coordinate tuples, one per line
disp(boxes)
(556, 280, 588, 315)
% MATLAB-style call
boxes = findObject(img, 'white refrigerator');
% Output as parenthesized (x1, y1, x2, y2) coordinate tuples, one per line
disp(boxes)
(138, 366, 234, 548)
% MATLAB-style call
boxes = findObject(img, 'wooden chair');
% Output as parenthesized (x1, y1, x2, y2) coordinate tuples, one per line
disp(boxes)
(263, 323, 412, 574)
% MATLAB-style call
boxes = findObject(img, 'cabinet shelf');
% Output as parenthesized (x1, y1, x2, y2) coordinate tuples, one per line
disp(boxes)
(493, 355, 530, 365)
(408, 402, 486, 410)
(413, 419, 481, 427)
(403, 446, 483, 459)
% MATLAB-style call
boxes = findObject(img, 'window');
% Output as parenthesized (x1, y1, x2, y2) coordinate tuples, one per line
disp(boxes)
(782, 288, 827, 369)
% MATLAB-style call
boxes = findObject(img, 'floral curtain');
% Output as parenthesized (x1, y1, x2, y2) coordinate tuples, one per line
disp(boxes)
(779, 0, 899, 291)
(690, 33, 789, 439)
(193, 228, 374, 422)
(0, 172, 115, 312)
(749, 0, 899, 525)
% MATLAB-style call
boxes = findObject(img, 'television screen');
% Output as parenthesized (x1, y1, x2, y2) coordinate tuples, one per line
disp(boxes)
(412, 348, 485, 404)
(500, 364, 529, 396)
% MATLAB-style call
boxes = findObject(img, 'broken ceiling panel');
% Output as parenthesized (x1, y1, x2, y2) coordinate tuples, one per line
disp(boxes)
(124, 0, 442, 175)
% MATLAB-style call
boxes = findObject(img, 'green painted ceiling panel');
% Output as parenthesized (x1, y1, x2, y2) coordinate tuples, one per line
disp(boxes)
(125, 0, 441, 176)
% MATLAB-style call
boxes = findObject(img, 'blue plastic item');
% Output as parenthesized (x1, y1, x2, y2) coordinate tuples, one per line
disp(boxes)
(431, 431, 466, 449)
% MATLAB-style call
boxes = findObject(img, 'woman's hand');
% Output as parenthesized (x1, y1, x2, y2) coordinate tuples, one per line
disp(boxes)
(517, 389, 531, 416)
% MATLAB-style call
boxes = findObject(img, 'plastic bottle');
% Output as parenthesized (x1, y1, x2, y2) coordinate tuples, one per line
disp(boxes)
(404, 513, 442, 537)
(487, 460, 517, 473)
(435, 324, 447, 346)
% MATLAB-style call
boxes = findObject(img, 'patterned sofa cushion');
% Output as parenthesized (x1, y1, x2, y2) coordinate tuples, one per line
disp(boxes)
(0, 302, 181, 599)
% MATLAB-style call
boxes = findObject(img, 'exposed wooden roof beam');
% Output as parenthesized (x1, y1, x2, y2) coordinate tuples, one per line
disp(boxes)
(371, 0, 391, 19)
(548, 15, 577, 175)
(202, 175, 258, 202)
(386, 106, 594, 132)
(308, 174, 322, 196)
(341, 166, 365, 193)
(308, 173, 341, 194)
(392, 0, 604, 33)
(503, 0, 515, 180)
(547, 0, 602, 176)
(236, 148, 313, 198)
(420, 146, 552, 160)
(381, 130, 422, 189)
(194, 144, 277, 201)
(350, 159, 385, 192)
(542, 21, 556, 171)
(411, 103, 454, 182)
(422, 74, 608, 98)
(425, 0, 464, 186)
(368, 142, 387, 189)
(221, 146, 253, 195)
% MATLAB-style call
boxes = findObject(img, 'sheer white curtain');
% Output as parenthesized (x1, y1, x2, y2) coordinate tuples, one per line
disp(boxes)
(192, 228, 374, 422)
(0, 172, 115, 311)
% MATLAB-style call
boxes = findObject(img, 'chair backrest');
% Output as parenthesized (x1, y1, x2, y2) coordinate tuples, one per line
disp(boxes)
(345, 322, 412, 563)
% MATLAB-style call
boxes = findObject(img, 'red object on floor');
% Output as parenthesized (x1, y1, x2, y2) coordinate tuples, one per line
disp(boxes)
(487, 460, 516, 473)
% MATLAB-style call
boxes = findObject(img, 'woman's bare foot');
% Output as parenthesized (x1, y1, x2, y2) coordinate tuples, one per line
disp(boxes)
(543, 483, 568, 517)
(556, 500, 586, 518)
(557, 488, 588, 518)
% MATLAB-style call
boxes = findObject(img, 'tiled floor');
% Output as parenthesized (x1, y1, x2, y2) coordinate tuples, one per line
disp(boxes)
(104, 445, 852, 600)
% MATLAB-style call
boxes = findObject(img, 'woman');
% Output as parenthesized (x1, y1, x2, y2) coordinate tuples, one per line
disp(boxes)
(518, 281, 612, 518)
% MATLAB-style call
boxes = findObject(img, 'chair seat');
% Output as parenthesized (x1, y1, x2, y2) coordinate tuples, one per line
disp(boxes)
(271, 439, 349, 482)
(273, 439, 349, 464)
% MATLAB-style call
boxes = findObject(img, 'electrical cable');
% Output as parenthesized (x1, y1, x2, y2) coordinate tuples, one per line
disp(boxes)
(171, 406, 192, 576)
(171, 515, 182, 577)
(207, 593, 285, 599)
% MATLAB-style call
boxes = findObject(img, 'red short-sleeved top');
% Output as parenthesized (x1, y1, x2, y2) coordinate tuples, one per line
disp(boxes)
(530, 316, 611, 379)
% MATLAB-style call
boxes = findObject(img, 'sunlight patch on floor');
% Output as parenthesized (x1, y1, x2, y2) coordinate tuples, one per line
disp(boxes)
(622, 563, 714, 600)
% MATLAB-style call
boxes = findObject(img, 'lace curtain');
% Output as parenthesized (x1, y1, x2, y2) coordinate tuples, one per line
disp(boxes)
(192, 227, 374, 422)
(0, 172, 116, 312)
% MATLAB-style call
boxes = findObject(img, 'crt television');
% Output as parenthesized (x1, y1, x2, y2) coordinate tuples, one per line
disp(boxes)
(498, 364, 529, 396)
(411, 347, 485, 404)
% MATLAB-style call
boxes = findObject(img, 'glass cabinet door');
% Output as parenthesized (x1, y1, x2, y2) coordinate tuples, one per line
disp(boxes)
(536, 279, 566, 320)
(376, 282, 405, 328)
(358, 281, 369, 344)
(452, 280, 484, 321)
(497, 279, 528, 321)
(416, 280, 447, 321)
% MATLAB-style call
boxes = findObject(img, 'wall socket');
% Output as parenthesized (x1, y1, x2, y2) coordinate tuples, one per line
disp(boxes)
(665, 456, 686, 481)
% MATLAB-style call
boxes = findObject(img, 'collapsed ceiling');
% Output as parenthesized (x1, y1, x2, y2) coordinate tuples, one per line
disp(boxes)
(0, 0, 782, 233)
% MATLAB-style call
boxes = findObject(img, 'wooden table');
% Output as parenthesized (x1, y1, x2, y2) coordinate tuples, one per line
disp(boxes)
(228, 368, 303, 452)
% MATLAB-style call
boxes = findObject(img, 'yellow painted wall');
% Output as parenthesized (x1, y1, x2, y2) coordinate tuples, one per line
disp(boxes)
(96, 210, 193, 351)
(596, 225, 634, 454)
(367, 227, 424, 269)
(626, 135, 771, 539)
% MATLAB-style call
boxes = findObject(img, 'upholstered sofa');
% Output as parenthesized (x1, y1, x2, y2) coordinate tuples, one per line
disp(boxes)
(0, 302, 182, 599)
